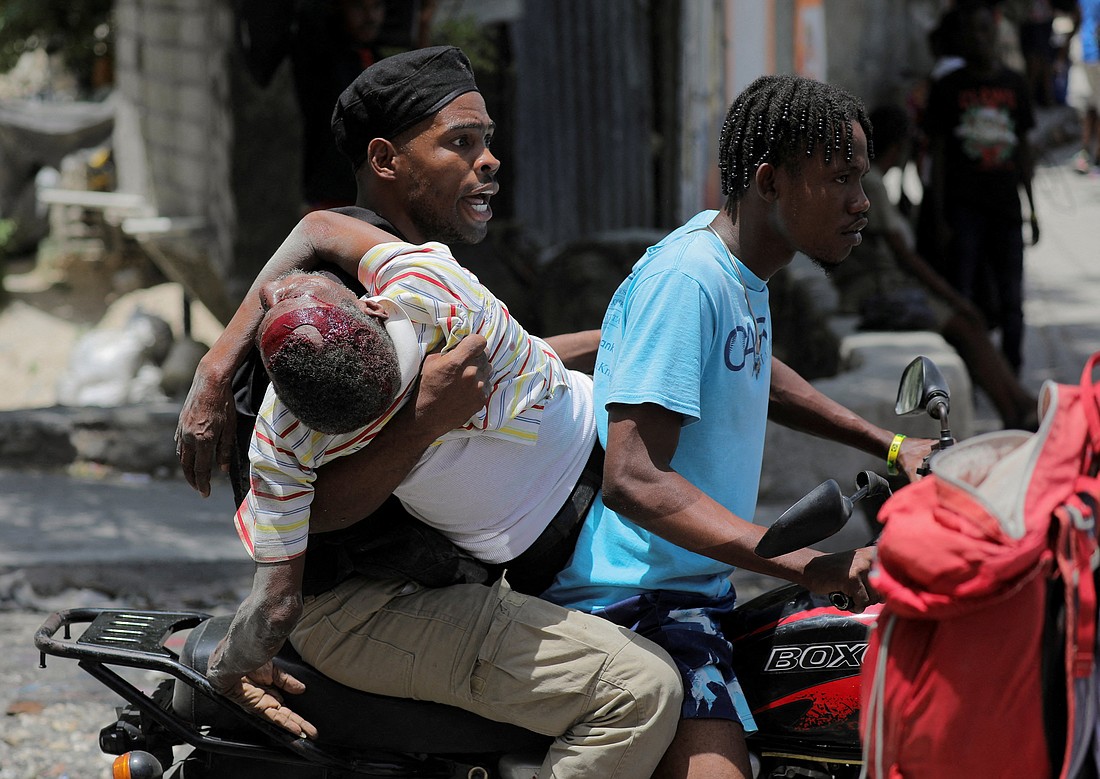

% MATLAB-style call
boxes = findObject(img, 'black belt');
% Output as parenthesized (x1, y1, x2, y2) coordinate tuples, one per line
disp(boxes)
(498, 442, 604, 596)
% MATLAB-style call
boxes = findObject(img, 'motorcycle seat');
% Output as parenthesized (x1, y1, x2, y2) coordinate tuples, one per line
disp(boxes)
(173, 615, 552, 755)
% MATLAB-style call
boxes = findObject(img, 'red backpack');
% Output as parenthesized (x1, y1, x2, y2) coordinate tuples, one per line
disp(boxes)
(861, 354, 1100, 779)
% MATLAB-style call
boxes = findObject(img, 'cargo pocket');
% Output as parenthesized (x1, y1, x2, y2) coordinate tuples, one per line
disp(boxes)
(291, 577, 419, 699)
(468, 589, 612, 733)
(295, 613, 417, 699)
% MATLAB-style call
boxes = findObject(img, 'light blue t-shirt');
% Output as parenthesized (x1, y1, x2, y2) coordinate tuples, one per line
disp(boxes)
(545, 211, 772, 612)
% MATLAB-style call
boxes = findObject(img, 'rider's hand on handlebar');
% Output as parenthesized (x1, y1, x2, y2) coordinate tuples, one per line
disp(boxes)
(803, 547, 880, 613)
(895, 436, 936, 482)
(211, 659, 319, 740)
(175, 363, 237, 498)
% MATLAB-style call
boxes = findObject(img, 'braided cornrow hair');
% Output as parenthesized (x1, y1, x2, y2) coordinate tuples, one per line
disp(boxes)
(718, 74, 872, 204)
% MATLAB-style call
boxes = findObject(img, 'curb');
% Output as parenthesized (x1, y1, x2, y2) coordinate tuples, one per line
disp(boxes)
(0, 560, 252, 611)
(0, 403, 182, 475)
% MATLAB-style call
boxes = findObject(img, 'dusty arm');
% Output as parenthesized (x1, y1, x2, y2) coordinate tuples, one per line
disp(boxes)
(206, 556, 318, 738)
(543, 329, 601, 373)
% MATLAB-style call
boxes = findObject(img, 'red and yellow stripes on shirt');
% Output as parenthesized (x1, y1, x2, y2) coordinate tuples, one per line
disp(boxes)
(236, 241, 568, 563)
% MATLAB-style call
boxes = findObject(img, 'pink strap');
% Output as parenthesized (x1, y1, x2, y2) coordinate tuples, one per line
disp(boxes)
(1081, 352, 1100, 451)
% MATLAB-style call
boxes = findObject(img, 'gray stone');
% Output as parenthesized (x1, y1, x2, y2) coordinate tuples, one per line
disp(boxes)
(0, 408, 77, 467)
(0, 404, 183, 475)
(69, 403, 181, 474)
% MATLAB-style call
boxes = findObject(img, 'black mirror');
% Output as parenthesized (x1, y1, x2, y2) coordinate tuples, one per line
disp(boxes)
(895, 356, 951, 418)
(755, 479, 851, 559)
(854, 470, 892, 502)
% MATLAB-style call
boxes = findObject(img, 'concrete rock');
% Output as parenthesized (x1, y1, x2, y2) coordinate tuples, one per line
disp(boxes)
(69, 403, 181, 474)
(0, 403, 181, 474)
(0, 408, 78, 467)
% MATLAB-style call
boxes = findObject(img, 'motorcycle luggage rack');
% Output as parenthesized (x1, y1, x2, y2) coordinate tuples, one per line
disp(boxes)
(36, 608, 208, 666)
(35, 607, 447, 774)
(77, 609, 204, 656)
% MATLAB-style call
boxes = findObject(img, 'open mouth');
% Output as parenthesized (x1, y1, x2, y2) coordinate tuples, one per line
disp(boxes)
(464, 193, 493, 221)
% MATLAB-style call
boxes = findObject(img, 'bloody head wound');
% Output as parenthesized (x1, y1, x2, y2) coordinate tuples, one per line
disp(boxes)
(260, 303, 401, 435)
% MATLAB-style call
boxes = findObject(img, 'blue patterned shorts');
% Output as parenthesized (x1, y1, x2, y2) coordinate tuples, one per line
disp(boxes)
(597, 589, 757, 731)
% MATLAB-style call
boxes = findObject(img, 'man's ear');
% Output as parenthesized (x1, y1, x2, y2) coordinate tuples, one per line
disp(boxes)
(366, 138, 399, 180)
(754, 162, 780, 202)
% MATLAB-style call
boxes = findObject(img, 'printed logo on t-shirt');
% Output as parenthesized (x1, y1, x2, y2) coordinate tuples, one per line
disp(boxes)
(955, 92, 1019, 169)
(723, 317, 768, 373)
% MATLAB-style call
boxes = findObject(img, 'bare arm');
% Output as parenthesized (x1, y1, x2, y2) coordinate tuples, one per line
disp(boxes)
(602, 402, 875, 609)
(176, 211, 407, 496)
(885, 230, 983, 322)
(767, 357, 930, 480)
(1018, 135, 1039, 245)
(544, 329, 601, 372)
(207, 556, 318, 738)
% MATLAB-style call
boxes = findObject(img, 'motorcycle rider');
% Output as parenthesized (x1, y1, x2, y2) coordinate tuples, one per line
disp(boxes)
(541, 75, 931, 779)
(178, 53, 928, 777)
(178, 46, 688, 779)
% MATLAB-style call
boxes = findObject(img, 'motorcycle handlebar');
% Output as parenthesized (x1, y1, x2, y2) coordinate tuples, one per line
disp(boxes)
(830, 592, 853, 611)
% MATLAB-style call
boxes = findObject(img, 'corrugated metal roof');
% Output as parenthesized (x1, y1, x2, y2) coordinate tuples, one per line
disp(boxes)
(513, 0, 655, 245)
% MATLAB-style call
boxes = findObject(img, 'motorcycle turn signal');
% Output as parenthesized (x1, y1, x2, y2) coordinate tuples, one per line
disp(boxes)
(112, 750, 163, 779)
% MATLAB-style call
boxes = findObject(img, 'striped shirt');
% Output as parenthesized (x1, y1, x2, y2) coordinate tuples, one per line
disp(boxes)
(236, 241, 572, 563)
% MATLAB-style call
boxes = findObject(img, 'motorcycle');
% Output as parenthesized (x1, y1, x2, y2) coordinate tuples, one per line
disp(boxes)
(32, 356, 955, 779)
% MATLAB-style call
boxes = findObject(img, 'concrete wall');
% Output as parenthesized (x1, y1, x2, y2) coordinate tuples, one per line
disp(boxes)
(111, 0, 301, 316)
(105, 0, 952, 312)
(113, 0, 232, 222)
(822, 0, 944, 110)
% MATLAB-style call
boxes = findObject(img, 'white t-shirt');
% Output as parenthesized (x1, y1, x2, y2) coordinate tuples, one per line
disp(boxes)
(397, 370, 595, 563)
(235, 241, 591, 563)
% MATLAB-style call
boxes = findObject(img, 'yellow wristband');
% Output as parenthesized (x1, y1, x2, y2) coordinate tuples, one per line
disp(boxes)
(886, 433, 906, 476)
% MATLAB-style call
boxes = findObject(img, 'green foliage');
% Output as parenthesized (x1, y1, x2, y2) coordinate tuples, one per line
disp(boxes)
(0, 218, 14, 297)
(0, 219, 16, 255)
(0, 0, 112, 91)
(432, 15, 499, 80)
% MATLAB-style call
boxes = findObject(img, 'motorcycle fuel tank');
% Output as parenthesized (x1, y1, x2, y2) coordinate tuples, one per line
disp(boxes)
(726, 583, 880, 762)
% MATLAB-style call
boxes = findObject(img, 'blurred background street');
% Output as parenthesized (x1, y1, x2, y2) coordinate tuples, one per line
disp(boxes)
(2, 1, 1100, 777)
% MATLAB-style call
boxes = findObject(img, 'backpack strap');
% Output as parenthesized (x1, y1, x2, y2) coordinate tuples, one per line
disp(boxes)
(1052, 495, 1099, 779)
(861, 613, 899, 779)
(1081, 353, 1100, 463)
(1059, 501, 1097, 679)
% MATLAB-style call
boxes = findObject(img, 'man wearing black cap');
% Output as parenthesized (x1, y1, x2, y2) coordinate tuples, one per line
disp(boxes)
(176, 47, 684, 777)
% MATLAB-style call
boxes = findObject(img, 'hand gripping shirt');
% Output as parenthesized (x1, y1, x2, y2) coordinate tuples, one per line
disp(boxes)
(236, 241, 587, 564)
(544, 211, 772, 612)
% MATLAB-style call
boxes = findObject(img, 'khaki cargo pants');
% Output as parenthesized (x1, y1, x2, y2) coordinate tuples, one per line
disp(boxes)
(290, 575, 682, 778)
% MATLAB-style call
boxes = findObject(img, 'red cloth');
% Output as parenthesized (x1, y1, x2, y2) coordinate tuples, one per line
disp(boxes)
(862, 353, 1100, 779)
